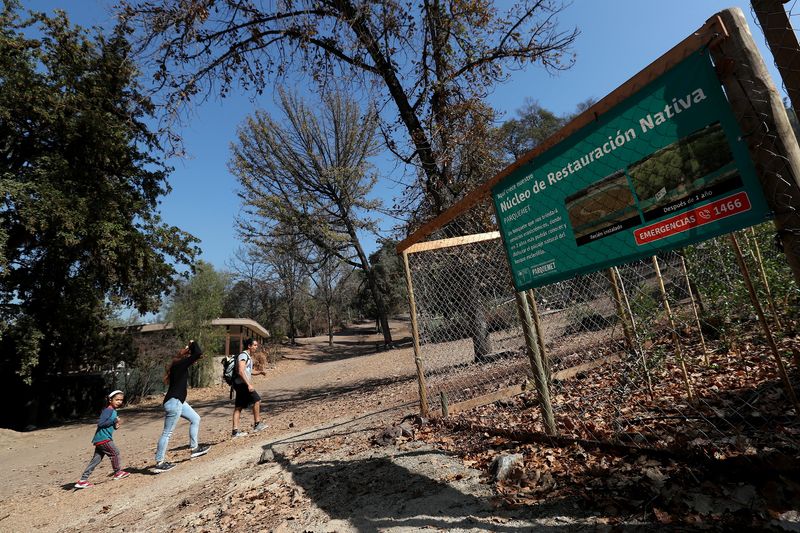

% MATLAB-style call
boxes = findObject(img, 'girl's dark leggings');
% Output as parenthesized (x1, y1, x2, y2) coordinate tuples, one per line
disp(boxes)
(80, 440, 122, 480)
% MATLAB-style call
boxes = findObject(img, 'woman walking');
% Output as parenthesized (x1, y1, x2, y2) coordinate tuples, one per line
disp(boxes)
(153, 340, 211, 473)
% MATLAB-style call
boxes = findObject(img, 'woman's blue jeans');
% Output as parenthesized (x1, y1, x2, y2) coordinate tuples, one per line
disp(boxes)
(155, 398, 200, 462)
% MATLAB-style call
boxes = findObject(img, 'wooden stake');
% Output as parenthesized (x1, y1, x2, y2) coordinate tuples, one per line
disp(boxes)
(606, 267, 636, 353)
(526, 289, 550, 382)
(514, 290, 557, 435)
(728, 233, 800, 412)
(678, 251, 710, 365)
(402, 251, 430, 417)
(440, 391, 449, 418)
(652, 256, 694, 402)
(614, 266, 654, 399)
(747, 227, 783, 330)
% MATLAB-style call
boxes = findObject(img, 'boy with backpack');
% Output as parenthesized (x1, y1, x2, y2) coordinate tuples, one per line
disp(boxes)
(230, 338, 267, 437)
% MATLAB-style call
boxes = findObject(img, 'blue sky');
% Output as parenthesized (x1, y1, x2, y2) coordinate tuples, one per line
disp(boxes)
(24, 1, 782, 273)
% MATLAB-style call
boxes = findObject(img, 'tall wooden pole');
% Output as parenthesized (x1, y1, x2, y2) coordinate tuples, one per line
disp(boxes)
(402, 251, 430, 416)
(712, 8, 800, 285)
(751, 0, 800, 120)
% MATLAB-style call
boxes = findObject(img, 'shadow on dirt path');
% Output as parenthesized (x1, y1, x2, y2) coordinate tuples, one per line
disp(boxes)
(274, 448, 501, 532)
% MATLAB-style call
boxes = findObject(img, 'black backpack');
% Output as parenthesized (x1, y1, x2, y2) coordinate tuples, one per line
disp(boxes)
(221, 351, 249, 385)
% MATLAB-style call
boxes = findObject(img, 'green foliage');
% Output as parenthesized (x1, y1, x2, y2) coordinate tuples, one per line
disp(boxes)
(680, 223, 800, 344)
(684, 239, 748, 342)
(495, 98, 598, 163)
(2, 315, 44, 386)
(0, 5, 198, 386)
(629, 287, 660, 333)
(165, 261, 228, 386)
(497, 99, 565, 161)
(745, 224, 800, 320)
(629, 125, 731, 201)
(350, 240, 408, 318)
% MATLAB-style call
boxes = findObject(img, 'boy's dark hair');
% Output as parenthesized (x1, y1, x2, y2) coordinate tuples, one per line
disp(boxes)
(243, 338, 255, 349)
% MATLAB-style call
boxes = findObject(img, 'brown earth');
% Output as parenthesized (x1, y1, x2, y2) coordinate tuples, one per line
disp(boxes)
(0, 320, 597, 532)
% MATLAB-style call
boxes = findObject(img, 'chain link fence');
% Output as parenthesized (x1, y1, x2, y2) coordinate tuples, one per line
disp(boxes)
(406, 216, 799, 460)
(400, 6, 800, 464)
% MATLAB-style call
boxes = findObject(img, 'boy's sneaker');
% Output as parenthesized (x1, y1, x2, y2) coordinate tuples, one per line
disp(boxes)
(231, 429, 248, 438)
(112, 470, 130, 480)
(253, 421, 269, 432)
(152, 461, 176, 473)
(74, 480, 93, 489)
(190, 444, 211, 458)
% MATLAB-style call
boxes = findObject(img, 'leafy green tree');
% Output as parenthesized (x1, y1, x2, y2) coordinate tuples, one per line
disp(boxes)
(366, 240, 408, 317)
(347, 240, 408, 330)
(497, 99, 565, 161)
(165, 261, 228, 386)
(0, 4, 197, 425)
(496, 98, 598, 162)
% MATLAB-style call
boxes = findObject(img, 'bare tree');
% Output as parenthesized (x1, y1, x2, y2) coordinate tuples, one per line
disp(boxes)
(124, 0, 578, 223)
(225, 246, 270, 319)
(309, 252, 353, 346)
(265, 231, 310, 345)
(231, 89, 394, 344)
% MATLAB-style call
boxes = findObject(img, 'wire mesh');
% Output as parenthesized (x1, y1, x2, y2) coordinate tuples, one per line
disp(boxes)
(407, 222, 799, 460)
(402, 5, 800, 463)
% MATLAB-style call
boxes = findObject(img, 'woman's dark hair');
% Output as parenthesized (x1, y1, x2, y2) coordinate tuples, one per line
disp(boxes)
(243, 337, 255, 349)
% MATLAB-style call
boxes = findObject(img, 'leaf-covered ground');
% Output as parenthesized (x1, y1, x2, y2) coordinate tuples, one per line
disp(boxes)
(415, 329, 800, 529)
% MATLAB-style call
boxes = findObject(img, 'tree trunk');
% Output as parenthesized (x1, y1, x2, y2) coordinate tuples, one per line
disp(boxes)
(336, 0, 445, 212)
(327, 305, 333, 347)
(363, 265, 393, 346)
(287, 301, 297, 345)
(467, 270, 492, 363)
(346, 221, 393, 345)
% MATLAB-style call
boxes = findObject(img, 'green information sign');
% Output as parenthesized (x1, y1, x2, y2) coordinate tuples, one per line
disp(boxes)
(492, 49, 772, 291)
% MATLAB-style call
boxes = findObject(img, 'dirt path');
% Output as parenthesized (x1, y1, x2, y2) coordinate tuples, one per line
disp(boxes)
(0, 320, 591, 532)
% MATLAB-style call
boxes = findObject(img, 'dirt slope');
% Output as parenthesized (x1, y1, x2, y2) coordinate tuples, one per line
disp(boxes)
(0, 320, 593, 532)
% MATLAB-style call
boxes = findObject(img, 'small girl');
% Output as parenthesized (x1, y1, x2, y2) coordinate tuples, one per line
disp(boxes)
(74, 390, 130, 488)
